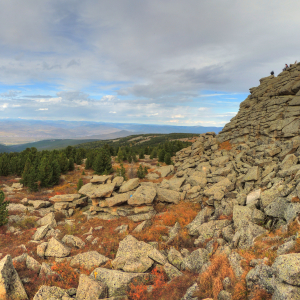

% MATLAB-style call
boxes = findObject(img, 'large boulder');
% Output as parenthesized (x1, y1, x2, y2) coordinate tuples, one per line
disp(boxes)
(119, 178, 140, 193)
(70, 251, 109, 269)
(90, 267, 149, 297)
(62, 235, 86, 249)
(44, 237, 71, 258)
(0, 255, 28, 300)
(33, 286, 68, 300)
(157, 165, 174, 177)
(36, 212, 57, 227)
(156, 188, 180, 204)
(182, 248, 209, 273)
(105, 192, 131, 207)
(79, 183, 116, 198)
(272, 253, 300, 286)
(90, 175, 113, 184)
(128, 186, 156, 206)
(76, 273, 108, 300)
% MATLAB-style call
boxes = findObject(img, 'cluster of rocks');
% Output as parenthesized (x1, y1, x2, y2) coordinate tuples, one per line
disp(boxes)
(5, 67, 300, 298)
(218, 62, 300, 144)
(78, 171, 184, 223)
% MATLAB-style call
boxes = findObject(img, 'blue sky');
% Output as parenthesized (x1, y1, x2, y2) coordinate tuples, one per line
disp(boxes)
(0, 0, 300, 127)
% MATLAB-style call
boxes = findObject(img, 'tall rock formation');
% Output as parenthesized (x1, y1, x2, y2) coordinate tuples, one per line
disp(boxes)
(218, 62, 300, 144)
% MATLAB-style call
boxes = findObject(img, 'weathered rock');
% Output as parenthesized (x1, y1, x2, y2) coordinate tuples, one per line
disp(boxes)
(246, 263, 275, 294)
(186, 176, 207, 188)
(156, 188, 180, 204)
(280, 154, 298, 170)
(91, 175, 113, 184)
(119, 178, 140, 193)
(157, 165, 174, 177)
(132, 220, 152, 233)
(272, 281, 300, 300)
(26, 255, 41, 273)
(39, 262, 60, 279)
(44, 237, 71, 258)
(36, 212, 57, 227)
(37, 242, 48, 258)
(128, 186, 156, 206)
(32, 224, 51, 241)
(0, 255, 28, 300)
(106, 192, 131, 207)
(164, 262, 183, 280)
(28, 200, 51, 209)
(7, 203, 27, 212)
(33, 285, 67, 300)
(182, 248, 209, 273)
(277, 240, 296, 256)
(76, 273, 108, 300)
(272, 253, 300, 286)
(70, 251, 109, 270)
(62, 235, 86, 249)
(246, 189, 261, 206)
(243, 166, 259, 182)
(91, 268, 149, 297)
(79, 182, 116, 198)
(228, 252, 244, 278)
(49, 194, 81, 202)
(168, 247, 184, 270)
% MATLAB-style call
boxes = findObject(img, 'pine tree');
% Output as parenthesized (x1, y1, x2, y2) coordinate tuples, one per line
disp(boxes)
(22, 158, 32, 186)
(59, 153, 69, 173)
(117, 148, 124, 163)
(75, 153, 82, 165)
(117, 163, 127, 180)
(51, 160, 61, 186)
(93, 148, 112, 175)
(68, 157, 75, 171)
(77, 178, 83, 191)
(139, 149, 145, 159)
(137, 164, 145, 179)
(150, 148, 157, 159)
(158, 149, 166, 162)
(0, 190, 9, 226)
(164, 153, 172, 165)
(28, 165, 38, 192)
(39, 156, 53, 187)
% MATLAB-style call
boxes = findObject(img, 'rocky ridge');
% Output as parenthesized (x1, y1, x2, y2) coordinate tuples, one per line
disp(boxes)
(3, 68, 300, 299)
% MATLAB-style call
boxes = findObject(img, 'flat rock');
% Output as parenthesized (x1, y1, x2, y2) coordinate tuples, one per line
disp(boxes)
(128, 186, 156, 206)
(49, 194, 81, 202)
(7, 203, 27, 212)
(243, 166, 259, 182)
(156, 188, 180, 204)
(164, 262, 183, 280)
(32, 224, 51, 241)
(182, 248, 209, 273)
(105, 192, 131, 207)
(70, 251, 109, 270)
(119, 178, 140, 193)
(91, 175, 113, 184)
(79, 183, 116, 198)
(0, 255, 28, 300)
(28, 200, 52, 209)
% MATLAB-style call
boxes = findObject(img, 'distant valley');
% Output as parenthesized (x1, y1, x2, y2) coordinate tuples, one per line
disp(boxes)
(0, 119, 223, 152)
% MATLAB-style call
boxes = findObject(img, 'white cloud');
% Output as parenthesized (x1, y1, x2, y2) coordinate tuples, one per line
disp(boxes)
(172, 114, 185, 118)
(36, 108, 48, 111)
(109, 111, 116, 113)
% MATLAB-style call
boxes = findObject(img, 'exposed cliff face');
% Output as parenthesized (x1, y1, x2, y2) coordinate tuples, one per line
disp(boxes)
(218, 62, 300, 144)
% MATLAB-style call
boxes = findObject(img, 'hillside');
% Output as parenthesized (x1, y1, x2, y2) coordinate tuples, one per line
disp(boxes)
(2, 65, 300, 299)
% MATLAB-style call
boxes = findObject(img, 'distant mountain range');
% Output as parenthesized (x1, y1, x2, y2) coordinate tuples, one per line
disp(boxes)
(0, 119, 223, 150)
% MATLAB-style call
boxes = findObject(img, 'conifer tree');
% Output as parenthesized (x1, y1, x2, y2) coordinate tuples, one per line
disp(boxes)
(93, 148, 112, 175)
(39, 156, 53, 187)
(59, 153, 69, 173)
(28, 165, 38, 192)
(22, 158, 32, 186)
(139, 149, 145, 159)
(117, 148, 124, 163)
(158, 149, 166, 162)
(51, 159, 61, 186)
(164, 153, 172, 165)
(137, 164, 145, 179)
(117, 163, 127, 180)
(68, 157, 75, 171)
(0, 190, 9, 226)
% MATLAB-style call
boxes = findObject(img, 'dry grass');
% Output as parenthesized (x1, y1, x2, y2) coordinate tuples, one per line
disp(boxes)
(218, 141, 233, 151)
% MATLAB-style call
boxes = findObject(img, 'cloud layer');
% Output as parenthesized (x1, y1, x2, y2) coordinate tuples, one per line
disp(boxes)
(0, 0, 299, 126)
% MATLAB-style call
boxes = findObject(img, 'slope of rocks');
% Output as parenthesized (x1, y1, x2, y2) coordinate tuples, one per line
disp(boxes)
(4, 67, 300, 299)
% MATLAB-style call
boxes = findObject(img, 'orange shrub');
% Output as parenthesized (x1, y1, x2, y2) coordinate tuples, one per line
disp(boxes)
(195, 255, 236, 299)
(218, 141, 232, 151)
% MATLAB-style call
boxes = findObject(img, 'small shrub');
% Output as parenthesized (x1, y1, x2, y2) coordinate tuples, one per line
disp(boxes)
(54, 211, 66, 223)
(0, 190, 9, 227)
(15, 217, 37, 230)
(137, 164, 146, 179)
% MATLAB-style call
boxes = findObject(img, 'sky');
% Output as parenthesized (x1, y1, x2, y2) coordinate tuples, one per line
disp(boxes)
(0, 0, 299, 127)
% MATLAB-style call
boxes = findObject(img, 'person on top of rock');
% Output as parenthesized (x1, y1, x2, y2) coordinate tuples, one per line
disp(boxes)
(270, 71, 274, 75)
(283, 64, 289, 71)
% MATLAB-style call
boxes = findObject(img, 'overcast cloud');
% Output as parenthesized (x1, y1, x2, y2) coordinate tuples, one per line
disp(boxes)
(0, 0, 299, 126)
